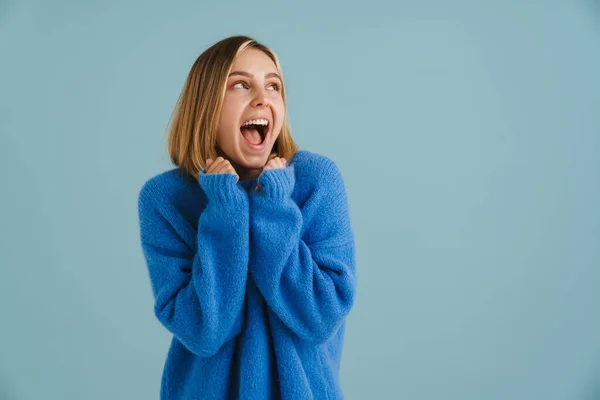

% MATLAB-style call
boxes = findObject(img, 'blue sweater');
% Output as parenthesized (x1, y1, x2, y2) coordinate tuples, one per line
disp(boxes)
(137, 149, 356, 399)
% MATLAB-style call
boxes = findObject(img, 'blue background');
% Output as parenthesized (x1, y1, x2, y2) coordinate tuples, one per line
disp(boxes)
(1, 1, 599, 399)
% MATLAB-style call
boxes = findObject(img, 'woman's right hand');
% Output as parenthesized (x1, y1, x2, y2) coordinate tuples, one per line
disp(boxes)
(205, 157, 239, 183)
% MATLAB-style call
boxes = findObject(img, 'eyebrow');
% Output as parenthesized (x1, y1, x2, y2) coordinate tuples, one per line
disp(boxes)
(228, 71, 282, 81)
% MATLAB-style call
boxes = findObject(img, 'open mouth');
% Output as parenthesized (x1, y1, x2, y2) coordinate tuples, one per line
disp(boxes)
(240, 122, 268, 146)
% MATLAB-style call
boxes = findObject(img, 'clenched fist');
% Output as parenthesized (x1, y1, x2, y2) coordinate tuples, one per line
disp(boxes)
(256, 156, 287, 192)
(262, 156, 287, 172)
(205, 157, 239, 183)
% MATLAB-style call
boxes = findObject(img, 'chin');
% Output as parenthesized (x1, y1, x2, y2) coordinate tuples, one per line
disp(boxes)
(236, 152, 267, 168)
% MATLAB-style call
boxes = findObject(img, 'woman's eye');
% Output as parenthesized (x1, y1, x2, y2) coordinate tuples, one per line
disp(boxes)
(233, 81, 280, 91)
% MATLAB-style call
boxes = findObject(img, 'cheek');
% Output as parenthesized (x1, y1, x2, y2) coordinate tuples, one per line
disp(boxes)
(220, 102, 233, 120)
(270, 97, 284, 116)
(216, 116, 238, 144)
(274, 104, 286, 129)
(219, 105, 240, 131)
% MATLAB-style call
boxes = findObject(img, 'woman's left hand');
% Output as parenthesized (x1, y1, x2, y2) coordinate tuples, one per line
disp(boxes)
(262, 156, 287, 171)
(256, 156, 287, 192)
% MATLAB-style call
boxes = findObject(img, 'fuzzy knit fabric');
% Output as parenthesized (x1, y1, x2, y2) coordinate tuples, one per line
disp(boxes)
(137, 149, 356, 399)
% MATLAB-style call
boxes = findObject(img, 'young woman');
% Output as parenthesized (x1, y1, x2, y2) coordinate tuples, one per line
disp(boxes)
(137, 35, 357, 399)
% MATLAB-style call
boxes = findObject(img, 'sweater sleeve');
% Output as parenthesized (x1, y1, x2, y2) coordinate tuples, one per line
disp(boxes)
(248, 159, 356, 345)
(137, 171, 249, 357)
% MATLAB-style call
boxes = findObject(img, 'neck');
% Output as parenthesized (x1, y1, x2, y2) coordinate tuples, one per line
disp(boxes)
(236, 168, 262, 182)
(215, 146, 262, 182)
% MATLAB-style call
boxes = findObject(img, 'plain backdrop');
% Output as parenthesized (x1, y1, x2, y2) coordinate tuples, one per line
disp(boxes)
(1, 1, 599, 399)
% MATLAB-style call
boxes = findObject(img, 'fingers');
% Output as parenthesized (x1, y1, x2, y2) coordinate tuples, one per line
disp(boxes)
(204, 155, 288, 185)
(208, 156, 286, 173)
(206, 157, 225, 173)
(204, 157, 239, 182)
(266, 157, 286, 169)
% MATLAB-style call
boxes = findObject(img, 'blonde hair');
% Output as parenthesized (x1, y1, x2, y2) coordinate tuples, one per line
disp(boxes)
(166, 35, 299, 180)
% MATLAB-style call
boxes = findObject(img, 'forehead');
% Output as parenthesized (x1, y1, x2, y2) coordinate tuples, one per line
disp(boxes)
(231, 48, 277, 75)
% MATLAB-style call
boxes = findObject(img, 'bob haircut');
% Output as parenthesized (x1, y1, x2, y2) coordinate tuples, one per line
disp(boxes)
(166, 35, 299, 180)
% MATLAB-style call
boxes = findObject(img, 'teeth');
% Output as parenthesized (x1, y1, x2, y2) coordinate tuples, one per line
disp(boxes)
(241, 119, 268, 127)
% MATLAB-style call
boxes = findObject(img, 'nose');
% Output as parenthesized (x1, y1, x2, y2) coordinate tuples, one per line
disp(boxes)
(252, 87, 269, 108)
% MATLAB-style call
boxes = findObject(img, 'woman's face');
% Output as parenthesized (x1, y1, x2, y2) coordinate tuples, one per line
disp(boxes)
(215, 48, 285, 179)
